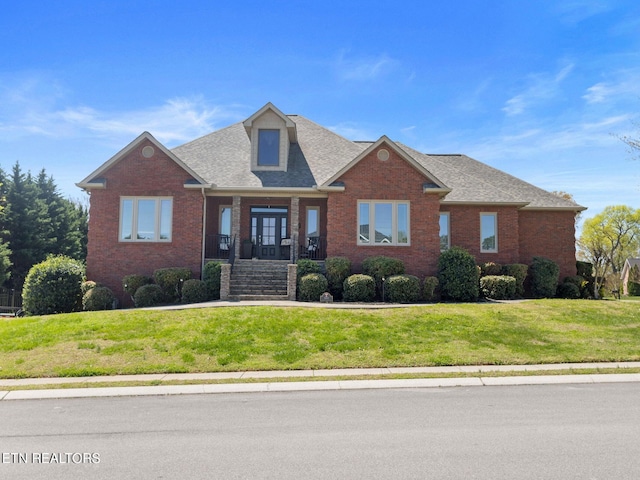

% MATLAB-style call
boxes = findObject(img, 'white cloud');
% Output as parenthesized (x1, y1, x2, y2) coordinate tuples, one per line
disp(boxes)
(327, 122, 377, 141)
(0, 76, 243, 145)
(582, 69, 640, 105)
(502, 63, 575, 116)
(334, 50, 398, 81)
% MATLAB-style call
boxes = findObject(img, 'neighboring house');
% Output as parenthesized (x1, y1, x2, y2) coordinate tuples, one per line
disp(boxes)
(77, 103, 585, 306)
(621, 258, 640, 295)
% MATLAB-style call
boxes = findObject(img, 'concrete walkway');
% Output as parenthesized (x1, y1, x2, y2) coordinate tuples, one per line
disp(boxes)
(2, 362, 640, 401)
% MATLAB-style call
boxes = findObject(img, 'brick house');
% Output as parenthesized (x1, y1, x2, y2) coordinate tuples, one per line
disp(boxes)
(78, 103, 585, 306)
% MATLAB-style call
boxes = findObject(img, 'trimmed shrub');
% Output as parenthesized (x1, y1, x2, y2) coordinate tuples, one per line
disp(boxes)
(203, 261, 222, 300)
(557, 281, 581, 299)
(296, 259, 321, 283)
(362, 256, 405, 298)
(81, 280, 98, 296)
(181, 279, 209, 304)
(298, 273, 329, 302)
(22, 255, 86, 316)
(83, 286, 116, 311)
(423, 276, 440, 302)
(480, 262, 502, 277)
(501, 264, 528, 297)
(123, 274, 152, 300)
(480, 275, 516, 300)
(628, 282, 640, 296)
(530, 257, 559, 299)
(153, 267, 192, 303)
(134, 284, 165, 308)
(325, 257, 351, 300)
(343, 274, 376, 302)
(385, 275, 422, 303)
(437, 247, 479, 302)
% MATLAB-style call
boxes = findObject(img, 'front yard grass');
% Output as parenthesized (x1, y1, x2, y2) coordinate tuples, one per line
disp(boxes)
(0, 299, 638, 379)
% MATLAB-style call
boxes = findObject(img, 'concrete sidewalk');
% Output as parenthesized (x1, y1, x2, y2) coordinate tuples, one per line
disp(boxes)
(2, 362, 640, 401)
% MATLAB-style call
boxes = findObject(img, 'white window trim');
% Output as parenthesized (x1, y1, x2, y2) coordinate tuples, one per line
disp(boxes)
(439, 212, 450, 251)
(251, 127, 288, 172)
(119, 197, 173, 243)
(357, 200, 410, 246)
(480, 212, 498, 253)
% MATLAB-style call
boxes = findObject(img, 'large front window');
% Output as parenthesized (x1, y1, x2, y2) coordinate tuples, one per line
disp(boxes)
(120, 197, 172, 242)
(358, 201, 410, 246)
(258, 129, 280, 166)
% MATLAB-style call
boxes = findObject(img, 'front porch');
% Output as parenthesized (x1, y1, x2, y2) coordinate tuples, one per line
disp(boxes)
(203, 195, 328, 263)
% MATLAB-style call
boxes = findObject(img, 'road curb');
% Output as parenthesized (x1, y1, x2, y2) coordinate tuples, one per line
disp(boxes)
(3, 372, 640, 401)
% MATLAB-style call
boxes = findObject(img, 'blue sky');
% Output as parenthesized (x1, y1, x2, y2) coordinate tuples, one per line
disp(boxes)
(1, 0, 639, 227)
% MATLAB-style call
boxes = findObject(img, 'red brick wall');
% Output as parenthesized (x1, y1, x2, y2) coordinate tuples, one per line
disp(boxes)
(327, 146, 441, 278)
(518, 210, 578, 280)
(86, 139, 204, 307)
(440, 205, 521, 266)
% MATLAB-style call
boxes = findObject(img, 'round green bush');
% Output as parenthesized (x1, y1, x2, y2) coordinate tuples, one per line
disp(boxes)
(501, 264, 528, 297)
(22, 255, 86, 316)
(296, 259, 321, 282)
(480, 275, 516, 300)
(343, 274, 376, 302)
(83, 286, 116, 311)
(557, 281, 580, 299)
(181, 279, 209, 304)
(123, 274, 152, 300)
(203, 261, 222, 300)
(384, 275, 422, 303)
(134, 284, 165, 308)
(437, 247, 479, 302)
(362, 256, 405, 298)
(298, 273, 329, 302)
(324, 257, 351, 300)
(423, 276, 440, 302)
(628, 282, 640, 296)
(530, 257, 559, 298)
(153, 267, 192, 303)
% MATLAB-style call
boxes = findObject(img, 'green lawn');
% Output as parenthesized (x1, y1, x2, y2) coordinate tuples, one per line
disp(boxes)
(0, 299, 638, 379)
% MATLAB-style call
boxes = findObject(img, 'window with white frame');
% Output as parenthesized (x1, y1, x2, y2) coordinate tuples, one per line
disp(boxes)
(306, 206, 319, 238)
(439, 213, 450, 251)
(219, 206, 232, 237)
(120, 197, 172, 242)
(358, 201, 410, 246)
(480, 213, 497, 252)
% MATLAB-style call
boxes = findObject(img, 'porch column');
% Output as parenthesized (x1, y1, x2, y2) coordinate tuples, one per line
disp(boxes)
(232, 195, 241, 259)
(290, 196, 300, 262)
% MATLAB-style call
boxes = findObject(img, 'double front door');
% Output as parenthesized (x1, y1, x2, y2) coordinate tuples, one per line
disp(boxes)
(251, 208, 288, 260)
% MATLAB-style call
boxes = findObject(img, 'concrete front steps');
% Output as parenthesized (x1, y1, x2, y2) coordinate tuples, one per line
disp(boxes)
(228, 259, 290, 301)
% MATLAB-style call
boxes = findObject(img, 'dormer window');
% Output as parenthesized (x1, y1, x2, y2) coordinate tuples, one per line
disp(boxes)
(258, 129, 280, 166)
(244, 103, 297, 173)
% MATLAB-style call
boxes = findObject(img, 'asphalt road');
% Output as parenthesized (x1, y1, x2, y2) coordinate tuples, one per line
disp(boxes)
(1, 383, 639, 479)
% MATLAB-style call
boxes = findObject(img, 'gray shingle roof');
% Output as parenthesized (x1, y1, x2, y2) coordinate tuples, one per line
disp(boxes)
(170, 111, 583, 210)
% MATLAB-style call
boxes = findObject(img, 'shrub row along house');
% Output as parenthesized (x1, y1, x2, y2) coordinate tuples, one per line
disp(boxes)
(78, 103, 585, 306)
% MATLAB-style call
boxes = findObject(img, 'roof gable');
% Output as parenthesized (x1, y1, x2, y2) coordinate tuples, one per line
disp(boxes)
(76, 132, 210, 190)
(320, 136, 449, 193)
(243, 102, 297, 143)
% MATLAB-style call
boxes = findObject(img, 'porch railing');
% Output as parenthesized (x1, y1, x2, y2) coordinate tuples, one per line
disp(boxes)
(205, 234, 233, 260)
(298, 236, 326, 261)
